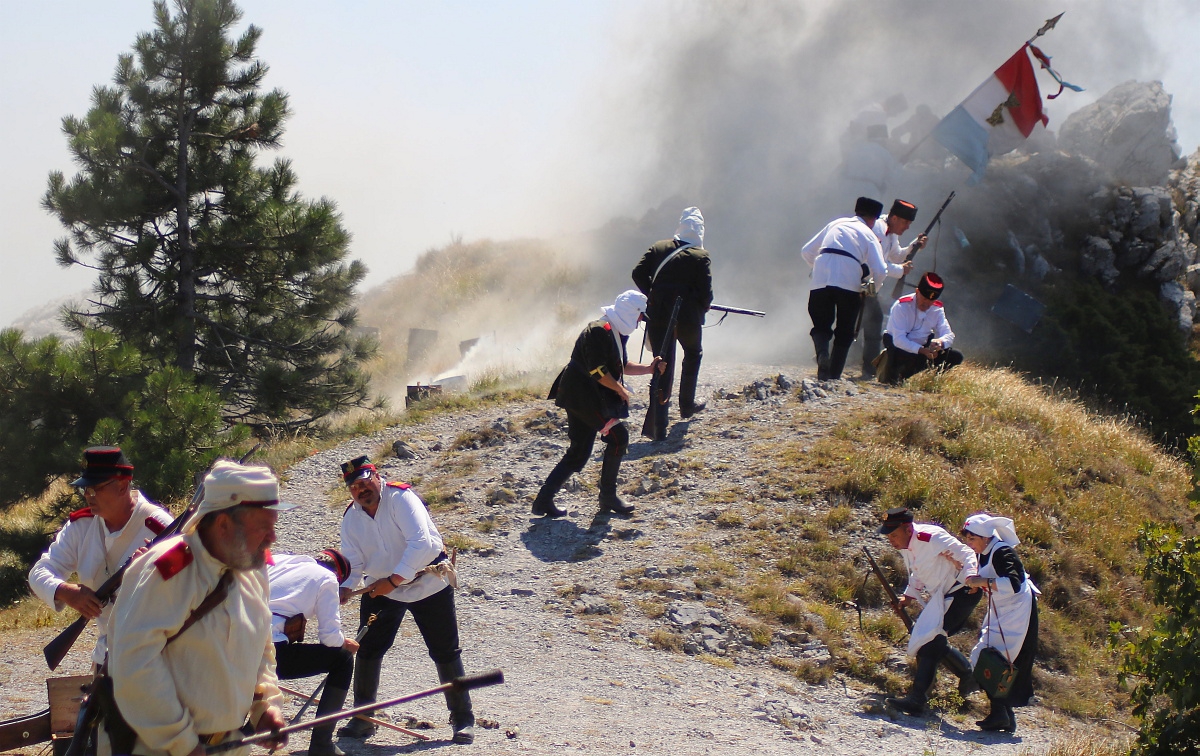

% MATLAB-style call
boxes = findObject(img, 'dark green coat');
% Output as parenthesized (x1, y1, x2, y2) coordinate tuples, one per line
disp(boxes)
(632, 239, 713, 327)
(547, 320, 628, 431)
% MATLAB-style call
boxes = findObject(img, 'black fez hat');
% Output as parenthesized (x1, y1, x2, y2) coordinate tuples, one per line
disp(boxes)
(917, 271, 944, 299)
(341, 455, 376, 485)
(855, 197, 884, 219)
(317, 548, 352, 584)
(889, 199, 917, 222)
(878, 506, 915, 534)
(70, 446, 134, 488)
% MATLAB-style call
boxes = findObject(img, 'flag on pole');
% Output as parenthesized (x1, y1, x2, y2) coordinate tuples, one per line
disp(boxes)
(931, 45, 1049, 182)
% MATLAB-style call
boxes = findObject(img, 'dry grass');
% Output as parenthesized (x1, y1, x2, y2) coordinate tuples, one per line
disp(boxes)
(1027, 731, 1133, 756)
(651, 365, 1191, 722)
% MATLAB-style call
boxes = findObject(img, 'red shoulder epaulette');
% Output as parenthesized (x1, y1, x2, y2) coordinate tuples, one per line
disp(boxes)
(144, 516, 167, 535)
(898, 294, 915, 303)
(602, 322, 612, 331)
(154, 540, 193, 580)
(265, 549, 274, 566)
(933, 301, 944, 308)
(68, 507, 94, 522)
(386, 481, 412, 490)
(916, 531, 932, 542)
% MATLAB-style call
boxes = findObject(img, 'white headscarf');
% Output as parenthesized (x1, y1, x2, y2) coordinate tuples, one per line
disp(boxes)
(674, 207, 705, 247)
(962, 513, 1021, 548)
(601, 290, 647, 336)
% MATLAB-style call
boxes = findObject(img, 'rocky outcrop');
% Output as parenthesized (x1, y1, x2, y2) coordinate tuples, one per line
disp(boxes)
(1059, 81, 1181, 187)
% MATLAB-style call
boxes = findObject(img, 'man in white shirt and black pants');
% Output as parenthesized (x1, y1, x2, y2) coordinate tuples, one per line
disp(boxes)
(269, 549, 359, 756)
(336, 456, 475, 745)
(883, 271, 964, 384)
(802, 197, 909, 380)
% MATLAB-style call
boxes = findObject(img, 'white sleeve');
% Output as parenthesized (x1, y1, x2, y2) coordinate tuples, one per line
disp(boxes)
(29, 520, 84, 610)
(801, 224, 829, 266)
(338, 513, 366, 590)
(391, 490, 443, 581)
(314, 575, 347, 647)
(864, 233, 897, 282)
(886, 301, 923, 353)
(933, 308, 955, 348)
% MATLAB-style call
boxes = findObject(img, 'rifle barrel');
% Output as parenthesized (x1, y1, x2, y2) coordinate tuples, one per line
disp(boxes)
(209, 671, 505, 753)
(710, 303, 765, 317)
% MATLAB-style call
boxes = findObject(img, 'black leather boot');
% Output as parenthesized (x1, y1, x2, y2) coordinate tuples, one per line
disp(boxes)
(436, 660, 476, 744)
(886, 637, 943, 716)
(828, 341, 853, 381)
(309, 686, 349, 756)
(340, 656, 380, 739)
(976, 696, 1014, 732)
(942, 646, 980, 697)
(532, 462, 573, 517)
(597, 449, 634, 516)
(814, 336, 831, 380)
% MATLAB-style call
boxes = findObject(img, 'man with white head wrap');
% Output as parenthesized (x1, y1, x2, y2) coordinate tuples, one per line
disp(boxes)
(961, 513, 1040, 734)
(533, 290, 666, 517)
(632, 207, 714, 440)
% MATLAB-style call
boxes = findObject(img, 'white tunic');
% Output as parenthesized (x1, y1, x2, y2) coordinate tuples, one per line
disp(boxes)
(339, 482, 449, 603)
(969, 540, 1039, 667)
(28, 492, 173, 665)
(899, 524, 978, 656)
(109, 533, 282, 756)
(801, 216, 903, 293)
(267, 554, 346, 647)
(887, 294, 956, 353)
(872, 219, 918, 265)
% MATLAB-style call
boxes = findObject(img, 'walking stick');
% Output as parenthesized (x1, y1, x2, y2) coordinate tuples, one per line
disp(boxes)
(210, 671, 504, 752)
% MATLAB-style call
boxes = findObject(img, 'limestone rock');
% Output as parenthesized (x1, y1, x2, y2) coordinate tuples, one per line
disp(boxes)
(1059, 81, 1181, 186)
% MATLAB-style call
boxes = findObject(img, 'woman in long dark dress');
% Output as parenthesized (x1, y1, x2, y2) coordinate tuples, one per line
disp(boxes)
(961, 513, 1040, 734)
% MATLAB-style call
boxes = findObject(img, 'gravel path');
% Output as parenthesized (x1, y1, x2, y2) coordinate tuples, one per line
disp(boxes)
(2, 362, 1079, 755)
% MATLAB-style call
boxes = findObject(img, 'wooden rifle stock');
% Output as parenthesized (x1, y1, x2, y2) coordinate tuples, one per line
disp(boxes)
(641, 296, 683, 439)
(43, 445, 261, 670)
(889, 191, 956, 301)
(863, 546, 913, 632)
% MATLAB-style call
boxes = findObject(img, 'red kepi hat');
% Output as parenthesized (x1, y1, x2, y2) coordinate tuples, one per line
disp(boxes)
(70, 446, 134, 488)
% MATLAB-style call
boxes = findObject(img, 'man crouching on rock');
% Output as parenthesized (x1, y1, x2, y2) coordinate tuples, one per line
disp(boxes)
(879, 507, 982, 716)
(532, 289, 666, 518)
(336, 456, 476, 744)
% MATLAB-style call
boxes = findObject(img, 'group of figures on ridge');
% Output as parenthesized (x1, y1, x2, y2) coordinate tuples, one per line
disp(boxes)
(533, 201, 962, 520)
(30, 447, 476, 756)
(27, 204, 990, 754)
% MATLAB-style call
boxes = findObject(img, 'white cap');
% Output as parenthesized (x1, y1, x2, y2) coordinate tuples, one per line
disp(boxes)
(183, 460, 296, 533)
(962, 513, 1020, 547)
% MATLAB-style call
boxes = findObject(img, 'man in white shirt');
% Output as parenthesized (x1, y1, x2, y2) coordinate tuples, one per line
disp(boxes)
(336, 456, 475, 745)
(860, 199, 925, 379)
(29, 446, 173, 669)
(878, 507, 981, 716)
(109, 460, 296, 756)
(801, 197, 908, 380)
(883, 271, 964, 384)
(269, 549, 359, 756)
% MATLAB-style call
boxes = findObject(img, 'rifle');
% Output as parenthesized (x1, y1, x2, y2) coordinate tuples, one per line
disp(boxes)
(43, 445, 261, 671)
(889, 191, 956, 300)
(709, 303, 765, 318)
(208, 670, 505, 753)
(863, 547, 913, 631)
(289, 617, 376, 725)
(641, 296, 682, 440)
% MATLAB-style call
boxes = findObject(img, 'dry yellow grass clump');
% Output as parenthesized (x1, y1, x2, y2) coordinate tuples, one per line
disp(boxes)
(679, 365, 1192, 719)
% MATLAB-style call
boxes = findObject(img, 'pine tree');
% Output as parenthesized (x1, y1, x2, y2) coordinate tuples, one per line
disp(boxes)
(44, 0, 374, 428)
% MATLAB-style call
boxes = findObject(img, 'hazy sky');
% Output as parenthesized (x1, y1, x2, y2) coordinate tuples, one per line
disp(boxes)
(3, 1, 1199, 329)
